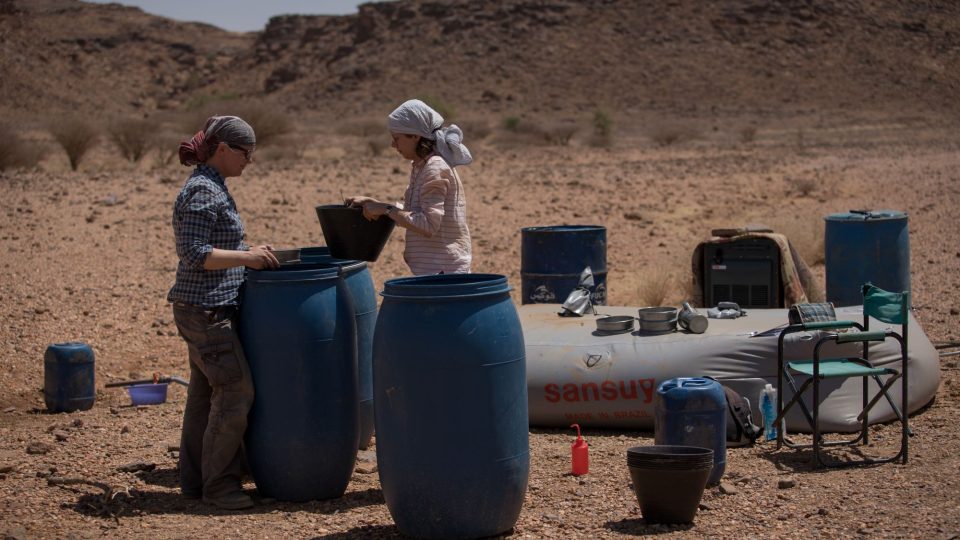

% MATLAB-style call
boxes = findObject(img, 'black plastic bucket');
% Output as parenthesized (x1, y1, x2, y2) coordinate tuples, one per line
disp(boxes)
(626, 445, 713, 524)
(315, 205, 395, 262)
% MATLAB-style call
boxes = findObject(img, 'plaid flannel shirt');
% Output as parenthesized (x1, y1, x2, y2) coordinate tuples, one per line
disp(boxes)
(167, 164, 247, 307)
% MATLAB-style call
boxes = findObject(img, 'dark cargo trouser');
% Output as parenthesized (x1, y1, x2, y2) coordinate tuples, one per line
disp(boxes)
(172, 303, 255, 499)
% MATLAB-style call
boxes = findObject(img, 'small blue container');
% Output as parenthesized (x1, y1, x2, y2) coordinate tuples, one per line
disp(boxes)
(825, 210, 910, 306)
(127, 383, 168, 406)
(654, 377, 726, 486)
(44, 342, 96, 413)
(520, 225, 608, 305)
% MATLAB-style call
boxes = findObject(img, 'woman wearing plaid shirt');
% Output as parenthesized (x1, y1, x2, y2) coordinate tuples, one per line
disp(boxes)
(169, 116, 278, 510)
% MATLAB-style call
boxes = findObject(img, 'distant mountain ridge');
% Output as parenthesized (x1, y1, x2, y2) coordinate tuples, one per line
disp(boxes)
(1, 0, 958, 121)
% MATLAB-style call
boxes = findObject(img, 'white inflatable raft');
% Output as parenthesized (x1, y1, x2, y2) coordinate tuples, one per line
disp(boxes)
(522, 304, 939, 433)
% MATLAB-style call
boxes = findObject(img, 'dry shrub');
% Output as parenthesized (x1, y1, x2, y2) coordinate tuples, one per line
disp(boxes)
(257, 138, 307, 163)
(786, 176, 818, 197)
(502, 116, 521, 132)
(231, 102, 293, 147)
(647, 122, 699, 147)
(459, 119, 491, 141)
(419, 95, 456, 121)
(180, 100, 294, 147)
(771, 216, 825, 267)
(542, 122, 578, 146)
(109, 117, 152, 163)
(637, 265, 675, 307)
(49, 117, 99, 171)
(738, 125, 757, 143)
(151, 131, 183, 168)
(365, 135, 389, 156)
(343, 119, 385, 138)
(0, 124, 46, 170)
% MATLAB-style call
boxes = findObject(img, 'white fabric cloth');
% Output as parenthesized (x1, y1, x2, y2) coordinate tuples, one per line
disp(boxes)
(387, 99, 473, 167)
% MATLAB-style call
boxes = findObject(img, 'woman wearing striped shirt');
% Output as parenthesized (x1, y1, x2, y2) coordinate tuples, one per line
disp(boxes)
(347, 99, 473, 275)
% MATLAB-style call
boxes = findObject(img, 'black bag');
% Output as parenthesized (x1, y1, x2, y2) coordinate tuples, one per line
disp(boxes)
(721, 385, 761, 447)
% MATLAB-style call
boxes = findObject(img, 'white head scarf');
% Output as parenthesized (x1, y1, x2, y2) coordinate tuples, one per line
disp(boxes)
(387, 99, 473, 167)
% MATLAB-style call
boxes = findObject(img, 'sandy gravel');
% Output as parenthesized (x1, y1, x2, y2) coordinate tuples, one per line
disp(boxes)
(1, 113, 958, 539)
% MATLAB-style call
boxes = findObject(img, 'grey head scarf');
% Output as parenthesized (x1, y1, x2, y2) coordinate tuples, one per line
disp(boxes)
(179, 115, 256, 166)
(387, 99, 473, 167)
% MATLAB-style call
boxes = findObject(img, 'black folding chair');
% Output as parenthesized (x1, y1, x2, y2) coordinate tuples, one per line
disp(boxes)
(774, 283, 910, 467)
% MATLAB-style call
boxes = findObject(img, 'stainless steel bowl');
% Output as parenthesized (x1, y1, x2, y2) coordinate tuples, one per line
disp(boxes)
(596, 315, 636, 334)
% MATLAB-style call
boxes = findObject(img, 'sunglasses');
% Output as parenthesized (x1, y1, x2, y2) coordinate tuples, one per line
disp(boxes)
(226, 143, 254, 161)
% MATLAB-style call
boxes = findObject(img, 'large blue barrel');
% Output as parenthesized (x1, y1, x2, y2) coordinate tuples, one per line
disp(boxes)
(374, 274, 528, 539)
(825, 210, 910, 306)
(44, 342, 96, 413)
(654, 378, 726, 486)
(301, 246, 377, 450)
(239, 263, 358, 501)
(521, 225, 607, 305)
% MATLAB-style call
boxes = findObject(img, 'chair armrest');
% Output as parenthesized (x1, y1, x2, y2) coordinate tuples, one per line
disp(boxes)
(836, 330, 888, 344)
(803, 320, 859, 330)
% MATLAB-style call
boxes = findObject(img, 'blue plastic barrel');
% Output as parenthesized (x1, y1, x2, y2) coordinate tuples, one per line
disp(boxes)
(239, 263, 358, 501)
(521, 225, 607, 305)
(654, 377, 726, 486)
(301, 246, 377, 450)
(374, 274, 528, 539)
(825, 210, 910, 306)
(44, 342, 96, 413)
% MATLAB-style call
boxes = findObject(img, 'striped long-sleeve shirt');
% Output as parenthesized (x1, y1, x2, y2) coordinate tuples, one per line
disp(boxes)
(167, 164, 247, 307)
(394, 155, 471, 275)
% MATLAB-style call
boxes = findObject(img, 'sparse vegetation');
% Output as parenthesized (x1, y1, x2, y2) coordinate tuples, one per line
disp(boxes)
(647, 122, 700, 147)
(343, 119, 385, 138)
(419, 95, 456, 121)
(460, 120, 491, 141)
(0, 124, 46, 170)
(587, 110, 614, 147)
(787, 176, 818, 197)
(151, 131, 183, 168)
(49, 117, 99, 171)
(180, 100, 294, 148)
(779, 217, 826, 267)
(738, 125, 757, 143)
(366, 135, 389, 156)
(183, 92, 241, 111)
(637, 265, 675, 307)
(542, 122, 578, 146)
(110, 117, 153, 163)
(503, 116, 521, 132)
(593, 110, 612, 138)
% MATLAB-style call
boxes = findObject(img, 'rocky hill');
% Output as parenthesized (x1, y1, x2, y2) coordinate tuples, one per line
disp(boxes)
(2, 0, 959, 121)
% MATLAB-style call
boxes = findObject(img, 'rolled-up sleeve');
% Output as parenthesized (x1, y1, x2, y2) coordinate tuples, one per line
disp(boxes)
(174, 186, 217, 269)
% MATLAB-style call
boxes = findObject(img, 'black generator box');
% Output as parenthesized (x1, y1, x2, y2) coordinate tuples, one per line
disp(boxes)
(703, 237, 782, 308)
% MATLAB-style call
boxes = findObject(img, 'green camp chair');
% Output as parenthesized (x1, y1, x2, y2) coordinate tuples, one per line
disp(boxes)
(774, 283, 910, 467)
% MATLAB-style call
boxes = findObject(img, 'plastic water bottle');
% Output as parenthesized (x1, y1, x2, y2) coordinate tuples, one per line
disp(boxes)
(760, 384, 777, 441)
(570, 423, 589, 475)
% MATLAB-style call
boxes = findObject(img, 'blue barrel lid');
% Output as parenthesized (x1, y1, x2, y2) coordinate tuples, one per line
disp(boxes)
(521, 225, 606, 234)
(382, 273, 511, 299)
(824, 210, 907, 222)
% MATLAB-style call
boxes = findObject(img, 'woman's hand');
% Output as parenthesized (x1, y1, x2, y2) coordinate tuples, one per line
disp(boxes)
(246, 245, 279, 270)
(345, 195, 377, 208)
(360, 202, 391, 221)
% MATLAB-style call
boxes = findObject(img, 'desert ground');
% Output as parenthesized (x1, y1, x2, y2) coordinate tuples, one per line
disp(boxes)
(0, 107, 958, 539)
